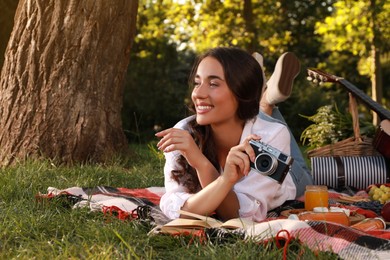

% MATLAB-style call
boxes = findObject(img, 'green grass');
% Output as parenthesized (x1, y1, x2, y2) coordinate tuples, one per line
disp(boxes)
(0, 143, 339, 259)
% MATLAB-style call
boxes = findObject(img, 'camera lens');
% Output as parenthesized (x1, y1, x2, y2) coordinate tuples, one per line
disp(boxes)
(261, 159, 271, 169)
(255, 153, 277, 176)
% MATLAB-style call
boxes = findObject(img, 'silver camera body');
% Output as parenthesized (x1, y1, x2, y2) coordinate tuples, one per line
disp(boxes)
(249, 140, 293, 183)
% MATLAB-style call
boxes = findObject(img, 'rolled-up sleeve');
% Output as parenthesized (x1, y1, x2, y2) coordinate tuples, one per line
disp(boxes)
(234, 172, 295, 221)
(160, 190, 192, 219)
(235, 191, 263, 218)
(159, 150, 192, 219)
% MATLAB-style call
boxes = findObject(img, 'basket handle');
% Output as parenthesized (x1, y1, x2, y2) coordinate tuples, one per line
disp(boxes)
(348, 93, 361, 140)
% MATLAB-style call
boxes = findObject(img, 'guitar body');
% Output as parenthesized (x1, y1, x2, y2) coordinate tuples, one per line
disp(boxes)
(307, 68, 390, 159)
(374, 120, 390, 159)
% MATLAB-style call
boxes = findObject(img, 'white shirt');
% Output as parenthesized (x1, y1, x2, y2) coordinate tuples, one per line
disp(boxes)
(159, 115, 296, 221)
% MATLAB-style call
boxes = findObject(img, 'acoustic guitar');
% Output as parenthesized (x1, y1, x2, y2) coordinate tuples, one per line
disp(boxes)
(307, 68, 390, 158)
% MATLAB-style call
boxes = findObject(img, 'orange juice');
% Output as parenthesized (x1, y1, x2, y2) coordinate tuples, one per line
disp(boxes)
(305, 185, 329, 211)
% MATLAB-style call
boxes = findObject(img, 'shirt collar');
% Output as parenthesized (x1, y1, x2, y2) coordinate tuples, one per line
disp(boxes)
(239, 117, 257, 144)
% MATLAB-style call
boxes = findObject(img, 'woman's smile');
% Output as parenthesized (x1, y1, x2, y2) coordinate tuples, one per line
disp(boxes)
(195, 103, 214, 114)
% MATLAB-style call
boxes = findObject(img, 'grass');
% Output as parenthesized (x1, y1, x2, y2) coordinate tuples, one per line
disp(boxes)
(0, 143, 340, 259)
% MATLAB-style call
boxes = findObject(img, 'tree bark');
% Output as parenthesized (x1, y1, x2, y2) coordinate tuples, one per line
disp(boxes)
(370, 0, 383, 125)
(243, 0, 256, 54)
(0, 0, 138, 166)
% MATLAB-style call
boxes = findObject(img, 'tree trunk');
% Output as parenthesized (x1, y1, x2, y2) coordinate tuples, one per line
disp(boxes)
(0, 0, 138, 166)
(370, 0, 383, 125)
(243, 0, 256, 54)
(371, 46, 383, 125)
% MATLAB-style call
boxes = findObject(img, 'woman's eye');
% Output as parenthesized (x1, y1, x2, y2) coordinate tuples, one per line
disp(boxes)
(210, 82, 218, 87)
(193, 81, 201, 87)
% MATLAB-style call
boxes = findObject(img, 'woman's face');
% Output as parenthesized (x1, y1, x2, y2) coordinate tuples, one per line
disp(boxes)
(191, 56, 239, 126)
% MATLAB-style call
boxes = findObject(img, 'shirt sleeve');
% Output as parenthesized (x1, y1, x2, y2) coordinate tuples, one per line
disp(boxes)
(235, 173, 296, 221)
(159, 150, 193, 219)
(234, 121, 296, 221)
(159, 116, 195, 219)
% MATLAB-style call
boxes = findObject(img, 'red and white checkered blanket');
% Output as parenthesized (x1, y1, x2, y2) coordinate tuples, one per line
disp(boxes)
(37, 186, 390, 259)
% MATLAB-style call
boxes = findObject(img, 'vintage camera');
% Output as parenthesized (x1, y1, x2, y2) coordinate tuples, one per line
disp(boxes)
(249, 140, 293, 183)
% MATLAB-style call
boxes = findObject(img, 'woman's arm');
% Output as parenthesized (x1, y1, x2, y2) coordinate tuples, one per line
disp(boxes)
(157, 124, 259, 221)
(181, 176, 239, 220)
(157, 127, 224, 219)
(181, 134, 260, 221)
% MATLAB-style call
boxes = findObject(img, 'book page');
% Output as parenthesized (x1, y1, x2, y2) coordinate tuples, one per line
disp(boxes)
(220, 217, 255, 229)
(178, 210, 255, 229)
(163, 218, 212, 228)
(178, 210, 223, 228)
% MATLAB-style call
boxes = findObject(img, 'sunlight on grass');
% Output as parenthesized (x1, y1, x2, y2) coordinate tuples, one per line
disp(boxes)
(0, 144, 339, 259)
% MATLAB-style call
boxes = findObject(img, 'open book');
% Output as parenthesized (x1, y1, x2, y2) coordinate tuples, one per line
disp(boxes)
(159, 210, 255, 234)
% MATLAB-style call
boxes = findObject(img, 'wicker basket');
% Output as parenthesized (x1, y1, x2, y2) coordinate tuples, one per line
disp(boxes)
(307, 93, 381, 158)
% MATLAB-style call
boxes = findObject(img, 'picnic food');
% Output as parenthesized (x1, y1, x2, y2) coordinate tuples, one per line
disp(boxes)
(351, 218, 386, 231)
(381, 201, 390, 222)
(368, 184, 390, 204)
(338, 195, 370, 203)
(298, 211, 350, 226)
(353, 200, 383, 216)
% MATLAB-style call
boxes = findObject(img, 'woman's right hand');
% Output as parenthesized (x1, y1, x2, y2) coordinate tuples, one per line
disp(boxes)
(155, 128, 205, 169)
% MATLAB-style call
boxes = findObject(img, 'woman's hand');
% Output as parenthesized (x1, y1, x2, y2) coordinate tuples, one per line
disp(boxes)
(155, 128, 204, 169)
(222, 134, 261, 184)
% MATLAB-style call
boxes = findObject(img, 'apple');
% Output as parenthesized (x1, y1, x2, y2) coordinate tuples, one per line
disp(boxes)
(381, 201, 390, 222)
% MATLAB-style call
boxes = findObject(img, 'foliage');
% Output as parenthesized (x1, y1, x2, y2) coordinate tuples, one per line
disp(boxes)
(123, 0, 337, 143)
(300, 102, 376, 150)
(160, 0, 336, 59)
(315, 0, 389, 57)
(0, 146, 340, 259)
(300, 104, 348, 149)
(123, 1, 195, 142)
(314, 0, 390, 111)
(2, 0, 388, 147)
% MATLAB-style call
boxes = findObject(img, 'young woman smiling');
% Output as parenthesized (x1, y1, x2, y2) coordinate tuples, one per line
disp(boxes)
(156, 47, 300, 222)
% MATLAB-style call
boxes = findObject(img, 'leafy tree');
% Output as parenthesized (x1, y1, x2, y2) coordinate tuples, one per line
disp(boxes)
(315, 0, 389, 124)
(125, 0, 338, 142)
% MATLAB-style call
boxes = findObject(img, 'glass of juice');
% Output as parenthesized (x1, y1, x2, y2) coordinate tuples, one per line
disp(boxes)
(305, 185, 329, 211)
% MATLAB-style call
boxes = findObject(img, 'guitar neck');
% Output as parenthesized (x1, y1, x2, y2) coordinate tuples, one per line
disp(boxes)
(337, 78, 390, 121)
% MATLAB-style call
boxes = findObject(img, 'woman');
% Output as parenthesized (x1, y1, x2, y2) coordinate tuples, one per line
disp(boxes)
(156, 47, 296, 222)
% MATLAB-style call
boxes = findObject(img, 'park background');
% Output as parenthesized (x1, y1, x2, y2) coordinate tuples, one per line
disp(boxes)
(0, 0, 389, 166)
(0, 1, 389, 258)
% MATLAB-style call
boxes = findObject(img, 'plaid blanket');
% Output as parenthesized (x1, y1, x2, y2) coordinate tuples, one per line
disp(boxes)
(37, 186, 390, 259)
(246, 219, 390, 259)
(37, 186, 170, 224)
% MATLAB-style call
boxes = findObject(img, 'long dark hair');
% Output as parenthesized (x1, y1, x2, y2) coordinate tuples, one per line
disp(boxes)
(171, 47, 264, 193)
